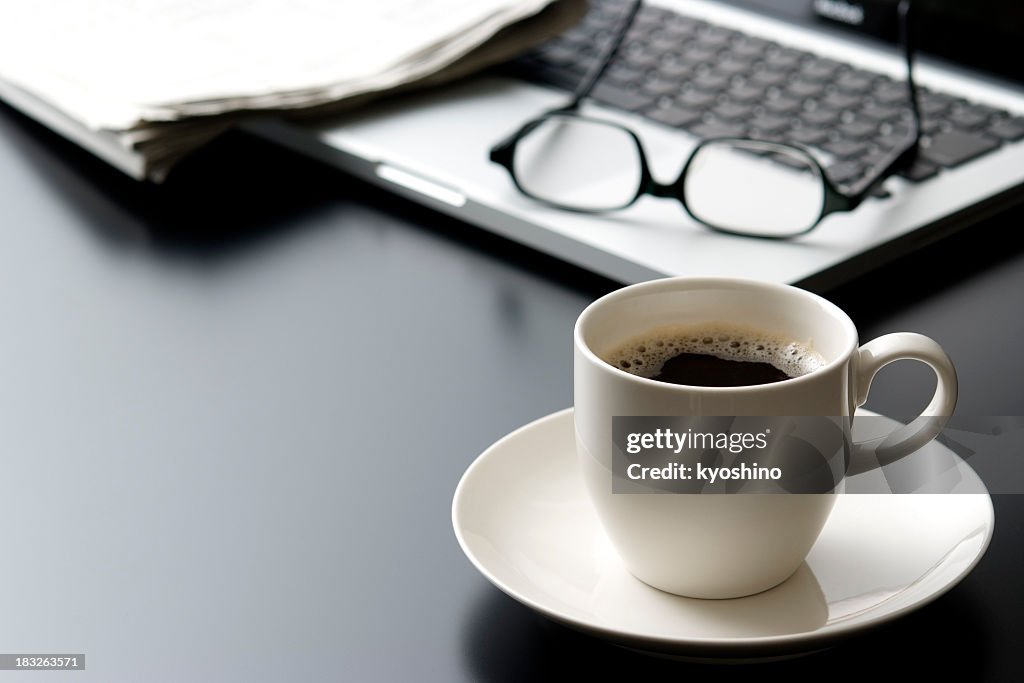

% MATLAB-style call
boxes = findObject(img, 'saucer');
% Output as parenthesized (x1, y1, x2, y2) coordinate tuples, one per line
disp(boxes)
(452, 408, 994, 660)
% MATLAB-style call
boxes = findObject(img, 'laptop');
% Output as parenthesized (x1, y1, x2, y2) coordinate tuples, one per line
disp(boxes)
(251, 0, 1024, 288)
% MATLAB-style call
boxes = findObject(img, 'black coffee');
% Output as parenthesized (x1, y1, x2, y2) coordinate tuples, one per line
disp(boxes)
(650, 351, 791, 387)
(603, 324, 823, 387)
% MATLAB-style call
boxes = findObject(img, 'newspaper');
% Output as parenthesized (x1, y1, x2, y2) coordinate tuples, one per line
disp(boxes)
(0, 0, 584, 180)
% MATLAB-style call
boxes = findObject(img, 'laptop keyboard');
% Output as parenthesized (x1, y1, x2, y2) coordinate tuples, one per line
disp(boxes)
(509, 0, 1024, 189)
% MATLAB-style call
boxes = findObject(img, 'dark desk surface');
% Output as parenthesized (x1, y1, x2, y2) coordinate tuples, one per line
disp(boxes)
(1, 103, 1022, 682)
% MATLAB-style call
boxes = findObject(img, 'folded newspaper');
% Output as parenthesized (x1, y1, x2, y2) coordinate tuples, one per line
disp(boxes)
(0, 0, 584, 181)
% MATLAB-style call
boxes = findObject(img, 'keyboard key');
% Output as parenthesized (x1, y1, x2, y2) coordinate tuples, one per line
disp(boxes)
(837, 119, 878, 139)
(860, 149, 893, 170)
(716, 58, 754, 77)
(622, 48, 661, 69)
(536, 44, 581, 67)
(918, 90, 959, 109)
(634, 5, 673, 28)
(835, 71, 875, 94)
(763, 95, 802, 115)
(727, 83, 767, 103)
(604, 65, 645, 87)
(665, 14, 703, 35)
(748, 114, 790, 134)
(591, 83, 656, 112)
(562, 25, 597, 43)
(898, 159, 939, 182)
(823, 139, 868, 158)
(731, 36, 773, 59)
(648, 105, 703, 128)
(918, 97, 951, 118)
(662, 21, 700, 42)
(642, 78, 684, 97)
(678, 45, 720, 65)
(691, 120, 747, 139)
(750, 69, 790, 87)
(696, 26, 738, 48)
(860, 103, 904, 123)
(988, 116, 1024, 141)
(677, 89, 717, 109)
(873, 83, 909, 105)
(919, 130, 1000, 167)
(875, 131, 915, 151)
(763, 48, 805, 70)
(651, 36, 685, 54)
(948, 108, 991, 131)
(960, 102, 1004, 120)
(657, 57, 694, 78)
(788, 79, 825, 98)
(827, 161, 866, 184)
(787, 127, 829, 146)
(919, 112, 948, 134)
(819, 92, 861, 111)
(799, 59, 840, 81)
(800, 108, 840, 126)
(692, 72, 731, 92)
(713, 101, 753, 121)
(622, 24, 654, 47)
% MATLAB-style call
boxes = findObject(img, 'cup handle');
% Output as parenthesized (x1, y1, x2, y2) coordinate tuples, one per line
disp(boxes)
(847, 333, 958, 476)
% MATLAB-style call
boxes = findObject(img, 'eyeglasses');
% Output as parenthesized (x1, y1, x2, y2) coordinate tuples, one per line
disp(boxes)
(489, 0, 921, 239)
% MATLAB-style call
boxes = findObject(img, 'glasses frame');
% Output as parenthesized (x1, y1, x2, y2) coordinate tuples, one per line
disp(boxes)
(490, 0, 921, 239)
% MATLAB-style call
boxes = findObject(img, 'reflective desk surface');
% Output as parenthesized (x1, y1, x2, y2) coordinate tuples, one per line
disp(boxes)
(1, 103, 1022, 682)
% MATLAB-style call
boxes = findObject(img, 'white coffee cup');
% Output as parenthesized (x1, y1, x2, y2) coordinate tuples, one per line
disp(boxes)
(574, 277, 957, 599)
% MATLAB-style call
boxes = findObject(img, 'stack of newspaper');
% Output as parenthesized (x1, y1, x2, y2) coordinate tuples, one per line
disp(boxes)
(0, 0, 582, 181)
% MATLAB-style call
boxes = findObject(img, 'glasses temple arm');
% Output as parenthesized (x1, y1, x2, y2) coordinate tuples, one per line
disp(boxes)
(840, 0, 921, 208)
(565, 0, 643, 110)
(898, 0, 921, 141)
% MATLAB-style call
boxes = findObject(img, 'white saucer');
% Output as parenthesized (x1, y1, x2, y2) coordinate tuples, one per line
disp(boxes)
(452, 408, 994, 660)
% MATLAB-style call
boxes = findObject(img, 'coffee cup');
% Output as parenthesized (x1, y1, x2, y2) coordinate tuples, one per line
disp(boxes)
(574, 277, 957, 599)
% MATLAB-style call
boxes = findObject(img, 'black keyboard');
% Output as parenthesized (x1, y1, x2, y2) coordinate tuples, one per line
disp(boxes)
(508, 0, 1024, 189)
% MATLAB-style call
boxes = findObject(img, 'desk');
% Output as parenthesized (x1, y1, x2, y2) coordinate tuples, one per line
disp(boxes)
(1, 103, 1022, 682)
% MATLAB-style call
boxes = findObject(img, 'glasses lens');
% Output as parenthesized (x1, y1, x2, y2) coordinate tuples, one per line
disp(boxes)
(512, 115, 643, 211)
(683, 140, 825, 237)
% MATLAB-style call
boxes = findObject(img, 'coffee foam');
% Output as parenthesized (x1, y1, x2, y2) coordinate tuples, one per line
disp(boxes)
(603, 324, 825, 380)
